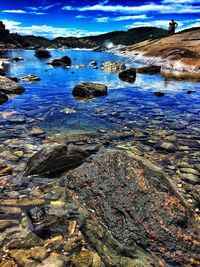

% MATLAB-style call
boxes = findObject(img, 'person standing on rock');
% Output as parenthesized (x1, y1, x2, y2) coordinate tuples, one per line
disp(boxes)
(168, 19, 178, 35)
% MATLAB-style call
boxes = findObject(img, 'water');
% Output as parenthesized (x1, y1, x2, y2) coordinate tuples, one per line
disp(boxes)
(0, 49, 200, 142)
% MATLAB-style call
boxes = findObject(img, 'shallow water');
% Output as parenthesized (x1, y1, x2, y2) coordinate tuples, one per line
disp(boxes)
(0, 49, 200, 142)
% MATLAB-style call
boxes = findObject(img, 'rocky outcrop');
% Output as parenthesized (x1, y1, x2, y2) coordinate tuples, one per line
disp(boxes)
(24, 143, 100, 176)
(118, 68, 136, 83)
(66, 149, 200, 266)
(47, 56, 71, 66)
(0, 76, 25, 95)
(0, 21, 29, 49)
(34, 49, 51, 58)
(72, 82, 107, 99)
(137, 65, 161, 74)
(102, 61, 126, 73)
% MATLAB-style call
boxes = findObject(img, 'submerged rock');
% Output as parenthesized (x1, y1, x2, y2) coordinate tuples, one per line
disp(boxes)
(155, 91, 165, 97)
(35, 49, 51, 58)
(13, 57, 24, 61)
(0, 76, 25, 95)
(72, 82, 107, 99)
(20, 74, 41, 82)
(66, 148, 200, 265)
(118, 68, 136, 83)
(24, 143, 100, 176)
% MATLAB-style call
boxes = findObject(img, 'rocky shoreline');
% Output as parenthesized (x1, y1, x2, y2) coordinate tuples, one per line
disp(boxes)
(0, 48, 200, 266)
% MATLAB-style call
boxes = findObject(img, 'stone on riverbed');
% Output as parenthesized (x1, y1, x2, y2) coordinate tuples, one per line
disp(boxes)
(72, 82, 107, 99)
(118, 68, 136, 83)
(102, 61, 126, 73)
(24, 143, 100, 176)
(0, 76, 25, 95)
(66, 148, 200, 265)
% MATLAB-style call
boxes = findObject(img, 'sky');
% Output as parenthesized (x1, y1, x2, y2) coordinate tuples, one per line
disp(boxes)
(0, 0, 200, 39)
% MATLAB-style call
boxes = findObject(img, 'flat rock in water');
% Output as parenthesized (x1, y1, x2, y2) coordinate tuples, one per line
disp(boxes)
(66, 149, 200, 265)
(20, 74, 41, 82)
(0, 76, 25, 95)
(72, 82, 107, 99)
(24, 143, 100, 176)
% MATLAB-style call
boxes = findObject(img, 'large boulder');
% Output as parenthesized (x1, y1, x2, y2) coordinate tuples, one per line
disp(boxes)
(24, 143, 99, 176)
(34, 49, 51, 58)
(0, 76, 25, 95)
(136, 65, 161, 74)
(118, 68, 136, 83)
(102, 61, 126, 73)
(47, 56, 71, 66)
(66, 149, 200, 265)
(72, 82, 107, 99)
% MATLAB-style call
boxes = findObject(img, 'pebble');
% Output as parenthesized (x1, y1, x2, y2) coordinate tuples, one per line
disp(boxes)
(29, 128, 46, 136)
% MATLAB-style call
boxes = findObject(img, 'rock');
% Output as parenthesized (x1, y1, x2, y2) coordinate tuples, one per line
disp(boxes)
(29, 128, 45, 136)
(118, 68, 136, 83)
(28, 207, 45, 224)
(24, 143, 99, 176)
(8, 76, 19, 82)
(66, 149, 200, 265)
(89, 61, 97, 66)
(9, 231, 44, 249)
(155, 91, 165, 97)
(72, 82, 107, 99)
(47, 56, 71, 66)
(187, 90, 196, 94)
(13, 151, 24, 157)
(102, 61, 126, 73)
(60, 108, 76, 114)
(0, 92, 8, 104)
(0, 76, 25, 95)
(180, 173, 200, 185)
(35, 49, 51, 58)
(0, 165, 12, 176)
(137, 65, 161, 74)
(154, 141, 176, 152)
(20, 74, 41, 82)
(13, 57, 24, 61)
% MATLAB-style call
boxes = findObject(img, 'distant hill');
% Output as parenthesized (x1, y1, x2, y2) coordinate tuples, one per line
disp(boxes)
(22, 27, 169, 49)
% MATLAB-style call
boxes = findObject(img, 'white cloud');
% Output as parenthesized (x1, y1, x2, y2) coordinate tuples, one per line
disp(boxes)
(113, 15, 148, 21)
(62, 3, 200, 14)
(76, 15, 88, 18)
(96, 17, 110, 23)
(1, 19, 107, 38)
(2, 10, 27, 14)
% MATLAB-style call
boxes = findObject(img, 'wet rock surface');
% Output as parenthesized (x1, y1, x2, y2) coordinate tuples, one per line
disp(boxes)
(0, 76, 25, 95)
(102, 61, 126, 73)
(34, 49, 52, 58)
(137, 65, 161, 74)
(47, 56, 72, 66)
(118, 68, 136, 83)
(72, 82, 108, 99)
(67, 148, 200, 266)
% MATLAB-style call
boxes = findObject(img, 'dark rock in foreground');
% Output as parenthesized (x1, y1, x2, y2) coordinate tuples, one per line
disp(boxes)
(72, 82, 107, 99)
(137, 65, 161, 74)
(24, 143, 99, 176)
(47, 55, 71, 66)
(118, 68, 136, 83)
(0, 76, 25, 95)
(67, 149, 200, 266)
(155, 91, 165, 97)
(34, 49, 51, 58)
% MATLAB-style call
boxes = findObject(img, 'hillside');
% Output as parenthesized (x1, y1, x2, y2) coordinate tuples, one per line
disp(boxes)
(22, 27, 168, 49)
(0, 21, 29, 49)
(122, 28, 200, 73)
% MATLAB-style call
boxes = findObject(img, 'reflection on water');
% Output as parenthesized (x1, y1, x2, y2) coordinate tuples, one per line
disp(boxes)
(0, 49, 200, 140)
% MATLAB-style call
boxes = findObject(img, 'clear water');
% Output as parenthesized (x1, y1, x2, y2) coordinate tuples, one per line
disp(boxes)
(0, 49, 200, 141)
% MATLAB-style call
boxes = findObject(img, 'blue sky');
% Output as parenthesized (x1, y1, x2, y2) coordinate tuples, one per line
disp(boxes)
(0, 0, 200, 39)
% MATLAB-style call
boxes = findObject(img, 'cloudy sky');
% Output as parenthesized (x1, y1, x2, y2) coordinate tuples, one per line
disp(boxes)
(0, 0, 200, 39)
